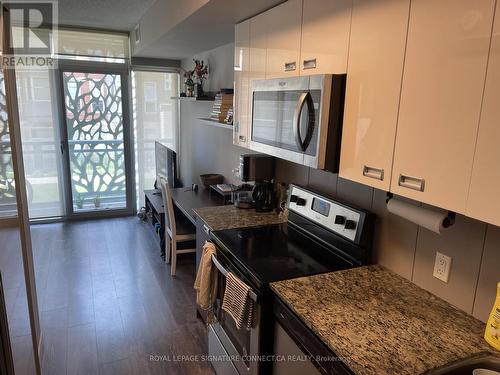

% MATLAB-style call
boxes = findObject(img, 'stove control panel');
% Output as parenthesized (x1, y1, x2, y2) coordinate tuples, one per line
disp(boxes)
(288, 185, 363, 243)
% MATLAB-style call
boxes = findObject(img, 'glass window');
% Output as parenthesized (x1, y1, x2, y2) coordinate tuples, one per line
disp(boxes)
(132, 71, 179, 209)
(17, 70, 64, 218)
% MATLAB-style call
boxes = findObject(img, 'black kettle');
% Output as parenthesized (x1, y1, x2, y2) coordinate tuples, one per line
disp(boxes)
(252, 182, 274, 212)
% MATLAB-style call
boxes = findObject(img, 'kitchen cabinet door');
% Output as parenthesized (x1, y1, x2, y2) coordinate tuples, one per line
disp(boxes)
(467, 0, 500, 226)
(390, 0, 495, 213)
(265, 0, 302, 79)
(339, 0, 410, 190)
(249, 12, 267, 83)
(248, 12, 268, 145)
(300, 0, 352, 75)
(234, 19, 250, 147)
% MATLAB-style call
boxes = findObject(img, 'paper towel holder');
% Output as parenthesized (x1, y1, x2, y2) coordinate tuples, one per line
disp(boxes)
(385, 192, 456, 229)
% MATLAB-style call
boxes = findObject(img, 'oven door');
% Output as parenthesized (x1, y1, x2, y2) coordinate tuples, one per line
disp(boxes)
(249, 75, 332, 168)
(209, 250, 261, 375)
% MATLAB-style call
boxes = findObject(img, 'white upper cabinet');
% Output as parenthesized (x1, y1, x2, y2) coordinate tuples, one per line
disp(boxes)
(339, 0, 410, 190)
(265, 0, 303, 79)
(247, 10, 268, 145)
(234, 20, 250, 147)
(390, 0, 495, 214)
(467, 1, 500, 226)
(300, 0, 352, 75)
(249, 11, 268, 83)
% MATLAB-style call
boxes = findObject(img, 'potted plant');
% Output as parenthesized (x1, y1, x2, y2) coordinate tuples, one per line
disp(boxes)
(93, 194, 101, 208)
(183, 69, 194, 97)
(75, 194, 84, 209)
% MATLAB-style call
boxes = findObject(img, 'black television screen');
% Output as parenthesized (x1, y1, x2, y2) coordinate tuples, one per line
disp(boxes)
(155, 141, 178, 188)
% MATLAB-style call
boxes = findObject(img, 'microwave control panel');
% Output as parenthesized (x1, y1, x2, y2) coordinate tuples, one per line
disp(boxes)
(288, 185, 363, 243)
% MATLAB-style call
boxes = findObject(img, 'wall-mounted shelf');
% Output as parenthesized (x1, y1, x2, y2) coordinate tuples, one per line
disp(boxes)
(171, 96, 215, 101)
(198, 118, 233, 130)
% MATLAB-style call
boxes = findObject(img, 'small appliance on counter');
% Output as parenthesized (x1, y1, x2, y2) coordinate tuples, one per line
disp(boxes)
(210, 183, 253, 205)
(232, 186, 253, 209)
(238, 153, 275, 211)
(251, 182, 274, 212)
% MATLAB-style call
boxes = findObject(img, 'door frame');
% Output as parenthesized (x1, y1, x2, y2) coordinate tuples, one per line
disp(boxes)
(55, 60, 135, 219)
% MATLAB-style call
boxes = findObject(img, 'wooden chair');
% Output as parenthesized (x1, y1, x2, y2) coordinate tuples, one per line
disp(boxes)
(159, 177, 196, 276)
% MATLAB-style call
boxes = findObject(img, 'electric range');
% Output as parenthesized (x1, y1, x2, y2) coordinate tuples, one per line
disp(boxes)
(207, 184, 374, 375)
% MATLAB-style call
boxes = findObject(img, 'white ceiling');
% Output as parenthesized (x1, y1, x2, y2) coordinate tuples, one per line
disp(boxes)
(57, 0, 155, 31)
(134, 0, 285, 59)
(56, 0, 285, 59)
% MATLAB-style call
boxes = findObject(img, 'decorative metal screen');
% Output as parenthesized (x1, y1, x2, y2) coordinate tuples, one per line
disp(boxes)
(0, 74, 17, 215)
(62, 72, 126, 211)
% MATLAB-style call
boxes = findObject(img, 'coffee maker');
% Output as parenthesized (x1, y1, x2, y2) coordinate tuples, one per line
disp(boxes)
(238, 154, 275, 212)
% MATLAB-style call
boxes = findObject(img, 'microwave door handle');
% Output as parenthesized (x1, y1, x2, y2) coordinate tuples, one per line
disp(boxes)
(293, 92, 315, 151)
(302, 93, 315, 150)
(293, 92, 308, 151)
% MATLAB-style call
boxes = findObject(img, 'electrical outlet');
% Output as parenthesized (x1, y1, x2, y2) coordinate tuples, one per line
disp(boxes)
(433, 251, 452, 283)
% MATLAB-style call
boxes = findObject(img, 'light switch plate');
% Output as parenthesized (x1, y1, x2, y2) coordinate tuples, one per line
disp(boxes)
(433, 251, 452, 283)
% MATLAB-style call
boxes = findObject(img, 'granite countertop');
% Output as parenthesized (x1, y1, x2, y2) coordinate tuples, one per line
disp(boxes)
(193, 205, 287, 231)
(271, 265, 496, 375)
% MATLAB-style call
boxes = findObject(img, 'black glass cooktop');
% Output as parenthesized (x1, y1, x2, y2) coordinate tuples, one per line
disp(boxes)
(211, 223, 354, 287)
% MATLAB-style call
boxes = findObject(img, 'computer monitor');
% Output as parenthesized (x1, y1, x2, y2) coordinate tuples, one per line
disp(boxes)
(155, 141, 178, 188)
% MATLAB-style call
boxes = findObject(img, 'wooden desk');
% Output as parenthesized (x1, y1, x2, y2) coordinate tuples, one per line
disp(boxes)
(170, 187, 223, 224)
(144, 188, 224, 258)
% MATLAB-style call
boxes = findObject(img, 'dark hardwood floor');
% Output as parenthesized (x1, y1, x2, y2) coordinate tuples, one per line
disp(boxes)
(31, 216, 214, 375)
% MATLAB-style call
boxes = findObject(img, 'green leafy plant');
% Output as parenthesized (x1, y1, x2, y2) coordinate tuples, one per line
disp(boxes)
(75, 194, 84, 209)
(93, 194, 101, 208)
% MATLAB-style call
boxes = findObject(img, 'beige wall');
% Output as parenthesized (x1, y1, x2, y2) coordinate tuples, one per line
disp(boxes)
(276, 158, 499, 323)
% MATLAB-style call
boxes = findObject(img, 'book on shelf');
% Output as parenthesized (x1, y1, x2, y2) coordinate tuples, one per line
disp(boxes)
(209, 90, 233, 123)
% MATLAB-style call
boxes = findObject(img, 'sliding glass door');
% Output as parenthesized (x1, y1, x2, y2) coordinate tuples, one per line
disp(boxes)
(59, 63, 133, 216)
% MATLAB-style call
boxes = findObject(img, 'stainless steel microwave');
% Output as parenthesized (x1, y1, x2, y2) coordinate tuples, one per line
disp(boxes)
(249, 74, 346, 171)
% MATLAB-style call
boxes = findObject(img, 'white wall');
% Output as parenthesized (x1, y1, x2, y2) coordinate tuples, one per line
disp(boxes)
(178, 43, 250, 187)
(180, 43, 235, 93)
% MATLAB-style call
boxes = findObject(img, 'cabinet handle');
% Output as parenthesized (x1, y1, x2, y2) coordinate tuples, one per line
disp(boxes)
(363, 165, 384, 181)
(398, 174, 425, 192)
(303, 58, 317, 70)
(284, 61, 296, 72)
(203, 224, 210, 235)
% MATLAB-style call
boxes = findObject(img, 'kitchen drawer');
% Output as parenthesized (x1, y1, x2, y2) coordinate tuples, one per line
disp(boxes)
(208, 325, 239, 375)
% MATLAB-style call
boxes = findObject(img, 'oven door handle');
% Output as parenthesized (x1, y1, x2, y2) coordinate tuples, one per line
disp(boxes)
(211, 254, 258, 302)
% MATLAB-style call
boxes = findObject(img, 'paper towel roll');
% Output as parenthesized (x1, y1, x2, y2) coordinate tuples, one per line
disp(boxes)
(386, 198, 452, 234)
